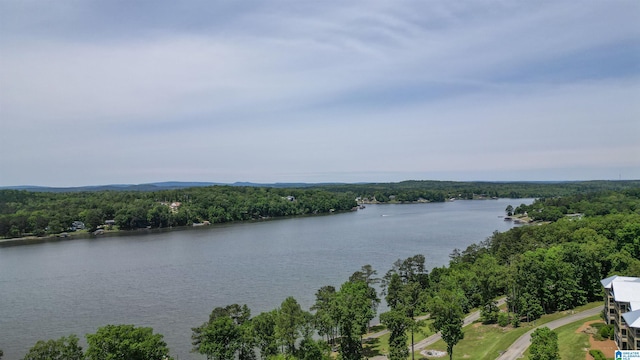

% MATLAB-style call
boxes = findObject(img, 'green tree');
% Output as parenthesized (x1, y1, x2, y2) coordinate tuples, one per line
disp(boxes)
(115, 205, 148, 230)
(506, 205, 514, 216)
(349, 265, 380, 331)
(81, 209, 103, 232)
(480, 300, 500, 324)
(379, 309, 409, 360)
(46, 218, 65, 234)
(529, 327, 559, 360)
(384, 255, 429, 359)
(311, 285, 338, 345)
(335, 279, 376, 360)
(296, 337, 330, 360)
(275, 297, 306, 355)
(192, 304, 253, 360)
(616, 221, 640, 259)
(474, 254, 506, 304)
(253, 310, 278, 359)
(518, 293, 544, 323)
(23, 334, 84, 360)
(193, 315, 239, 360)
(86, 324, 172, 360)
(429, 288, 465, 360)
(147, 204, 171, 228)
(349, 264, 380, 286)
(227, 304, 255, 360)
(238, 321, 257, 360)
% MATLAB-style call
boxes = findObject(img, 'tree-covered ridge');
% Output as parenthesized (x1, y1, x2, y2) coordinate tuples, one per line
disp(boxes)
(452, 189, 640, 319)
(317, 180, 640, 202)
(0, 186, 357, 238)
(2, 180, 639, 239)
(512, 187, 640, 221)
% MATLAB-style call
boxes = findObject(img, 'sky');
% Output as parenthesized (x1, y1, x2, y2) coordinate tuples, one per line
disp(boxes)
(1, 1, 639, 187)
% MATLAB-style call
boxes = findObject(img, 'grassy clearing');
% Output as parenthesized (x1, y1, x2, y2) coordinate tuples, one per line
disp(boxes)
(556, 315, 599, 360)
(417, 302, 602, 360)
(521, 314, 599, 360)
(420, 322, 526, 360)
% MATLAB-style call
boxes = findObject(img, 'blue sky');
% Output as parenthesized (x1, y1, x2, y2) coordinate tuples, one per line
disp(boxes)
(1, 1, 639, 186)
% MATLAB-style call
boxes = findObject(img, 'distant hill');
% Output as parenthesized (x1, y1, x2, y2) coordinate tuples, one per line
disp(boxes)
(0, 181, 346, 192)
(1, 182, 214, 192)
(3, 179, 637, 194)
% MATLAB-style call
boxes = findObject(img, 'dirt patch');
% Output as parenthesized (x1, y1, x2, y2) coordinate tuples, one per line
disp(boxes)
(421, 349, 447, 358)
(576, 320, 616, 360)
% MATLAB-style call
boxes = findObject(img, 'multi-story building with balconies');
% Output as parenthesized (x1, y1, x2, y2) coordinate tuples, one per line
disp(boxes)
(601, 275, 640, 350)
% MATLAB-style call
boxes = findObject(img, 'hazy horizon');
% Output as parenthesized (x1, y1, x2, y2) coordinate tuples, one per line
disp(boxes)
(4, 176, 639, 190)
(2, 1, 639, 187)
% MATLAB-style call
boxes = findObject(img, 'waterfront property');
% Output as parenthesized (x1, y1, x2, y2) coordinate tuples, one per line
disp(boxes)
(601, 275, 640, 350)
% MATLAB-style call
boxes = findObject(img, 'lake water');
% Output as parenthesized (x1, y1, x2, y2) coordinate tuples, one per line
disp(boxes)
(0, 199, 532, 359)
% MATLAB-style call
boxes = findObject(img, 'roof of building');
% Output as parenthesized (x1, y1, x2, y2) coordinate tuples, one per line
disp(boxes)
(623, 310, 640, 329)
(601, 276, 640, 311)
(601, 275, 640, 289)
(600, 275, 640, 289)
(613, 282, 640, 311)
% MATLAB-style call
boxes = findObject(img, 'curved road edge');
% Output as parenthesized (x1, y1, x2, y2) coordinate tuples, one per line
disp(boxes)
(368, 298, 507, 360)
(495, 306, 602, 360)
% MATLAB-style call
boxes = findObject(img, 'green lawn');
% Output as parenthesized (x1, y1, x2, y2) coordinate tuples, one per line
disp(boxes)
(557, 315, 599, 360)
(417, 302, 603, 360)
(535, 314, 597, 360)
(419, 321, 527, 360)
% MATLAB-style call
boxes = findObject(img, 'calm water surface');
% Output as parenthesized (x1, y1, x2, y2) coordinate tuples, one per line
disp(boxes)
(0, 199, 532, 359)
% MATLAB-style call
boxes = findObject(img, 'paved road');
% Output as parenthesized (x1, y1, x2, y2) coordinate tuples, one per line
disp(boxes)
(494, 306, 601, 360)
(367, 300, 600, 359)
(410, 301, 489, 355)
(368, 298, 506, 360)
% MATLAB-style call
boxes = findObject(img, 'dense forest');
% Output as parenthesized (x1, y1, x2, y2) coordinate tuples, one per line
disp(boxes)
(316, 180, 640, 202)
(10, 187, 640, 360)
(0, 187, 357, 238)
(1, 180, 639, 239)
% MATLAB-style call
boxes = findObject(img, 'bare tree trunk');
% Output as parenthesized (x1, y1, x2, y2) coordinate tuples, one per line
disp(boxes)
(411, 328, 415, 360)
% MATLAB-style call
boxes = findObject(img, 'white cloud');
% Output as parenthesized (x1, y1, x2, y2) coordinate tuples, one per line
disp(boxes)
(1, 0, 639, 186)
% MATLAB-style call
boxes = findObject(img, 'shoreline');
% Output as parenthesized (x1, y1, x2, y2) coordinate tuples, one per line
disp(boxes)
(0, 198, 523, 247)
(0, 208, 357, 248)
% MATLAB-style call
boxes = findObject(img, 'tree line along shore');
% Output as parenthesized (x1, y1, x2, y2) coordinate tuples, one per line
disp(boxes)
(4, 186, 640, 359)
(1, 179, 639, 241)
